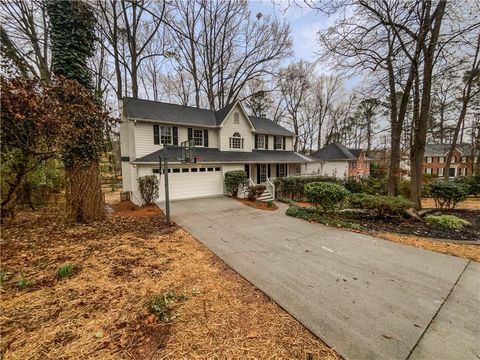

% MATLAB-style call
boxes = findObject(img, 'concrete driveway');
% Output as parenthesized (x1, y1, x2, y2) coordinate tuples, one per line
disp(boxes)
(159, 196, 479, 360)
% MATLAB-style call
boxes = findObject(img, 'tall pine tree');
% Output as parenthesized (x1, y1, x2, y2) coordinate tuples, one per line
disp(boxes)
(47, 0, 105, 223)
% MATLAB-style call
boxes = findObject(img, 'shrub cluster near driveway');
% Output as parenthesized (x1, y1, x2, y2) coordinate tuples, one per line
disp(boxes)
(224, 170, 246, 197)
(138, 175, 159, 205)
(349, 194, 414, 217)
(274, 175, 339, 201)
(304, 182, 350, 213)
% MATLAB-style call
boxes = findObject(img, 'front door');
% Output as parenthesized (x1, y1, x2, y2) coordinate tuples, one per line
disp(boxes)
(256, 164, 267, 184)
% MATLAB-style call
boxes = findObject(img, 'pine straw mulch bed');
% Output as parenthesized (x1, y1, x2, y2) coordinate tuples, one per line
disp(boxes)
(236, 198, 278, 211)
(0, 202, 337, 359)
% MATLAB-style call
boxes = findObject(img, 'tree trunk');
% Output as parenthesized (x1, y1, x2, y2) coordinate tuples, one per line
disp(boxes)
(64, 161, 104, 224)
(409, 0, 446, 209)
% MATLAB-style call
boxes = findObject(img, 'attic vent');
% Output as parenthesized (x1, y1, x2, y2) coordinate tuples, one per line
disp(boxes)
(234, 112, 240, 124)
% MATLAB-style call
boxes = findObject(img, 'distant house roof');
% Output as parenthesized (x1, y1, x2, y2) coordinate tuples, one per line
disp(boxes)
(310, 143, 360, 161)
(122, 97, 294, 136)
(424, 143, 474, 156)
(133, 147, 312, 164)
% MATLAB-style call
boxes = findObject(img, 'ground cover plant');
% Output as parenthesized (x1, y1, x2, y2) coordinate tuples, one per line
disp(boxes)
(425, 214, 471, 230)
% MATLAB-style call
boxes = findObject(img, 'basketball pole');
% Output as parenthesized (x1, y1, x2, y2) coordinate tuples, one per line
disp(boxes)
(164, 146, 171, 225)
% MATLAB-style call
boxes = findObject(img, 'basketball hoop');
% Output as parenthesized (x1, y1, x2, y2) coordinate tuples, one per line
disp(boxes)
(180, 139, 196, 163)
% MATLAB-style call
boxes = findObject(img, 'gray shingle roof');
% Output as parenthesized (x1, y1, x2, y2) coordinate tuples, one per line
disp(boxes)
(133, 147, 311, 164)
(123, 97, 217, 127)
(310, 143, 357, 161)
(122, 97, 294, 135)
(424, 143, 473, 156)
(250, 116, 295, 136)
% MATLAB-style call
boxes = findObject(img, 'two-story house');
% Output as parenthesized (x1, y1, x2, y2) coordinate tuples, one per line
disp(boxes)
(305, 143, 371, 179)
(423, 143, 479, 178)
(119, 97, 312, 204)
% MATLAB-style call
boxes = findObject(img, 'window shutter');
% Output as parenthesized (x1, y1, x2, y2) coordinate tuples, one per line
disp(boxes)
(254, 134, 258, 149)
(172, 126, 178, 145)
(273, 136, 277, 150)
(283, 137, 286, 150)
(276, 164, 279, 177)
(188, 128, 193, 141)
(204, 129, 209, 147)
(268, 164, 271, 178)
(256, 164, 260, 184)
(265, 136, 269, 150)
(154, 125, 160, 144)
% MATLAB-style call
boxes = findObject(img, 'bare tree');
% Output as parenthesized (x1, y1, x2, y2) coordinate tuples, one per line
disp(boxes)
(0, 0, 50, 81)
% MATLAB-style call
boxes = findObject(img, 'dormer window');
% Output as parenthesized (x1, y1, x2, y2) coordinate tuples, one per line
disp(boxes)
(229, 132, 244, 149)
(234, 112, 240, 124)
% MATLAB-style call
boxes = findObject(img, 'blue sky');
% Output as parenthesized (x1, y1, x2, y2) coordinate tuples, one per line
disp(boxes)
(248, 1, 331, 63)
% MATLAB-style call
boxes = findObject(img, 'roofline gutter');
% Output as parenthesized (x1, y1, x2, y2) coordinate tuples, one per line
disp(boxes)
(132, 160, 312, 165)
(128, 117, 219, 128)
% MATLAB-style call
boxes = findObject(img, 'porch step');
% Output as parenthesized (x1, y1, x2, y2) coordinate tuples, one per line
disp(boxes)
(257, 190, 274, 202)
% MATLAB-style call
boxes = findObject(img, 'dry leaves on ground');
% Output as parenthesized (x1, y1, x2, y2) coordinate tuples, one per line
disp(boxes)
(0, 203, 337, 359)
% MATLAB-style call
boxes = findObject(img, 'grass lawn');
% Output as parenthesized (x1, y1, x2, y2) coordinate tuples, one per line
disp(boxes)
(0, 198, 337, 359)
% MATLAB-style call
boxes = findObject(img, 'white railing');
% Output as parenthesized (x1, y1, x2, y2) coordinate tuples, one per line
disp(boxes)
(266, 177, 275, 200)
(241, 178, 255, 198)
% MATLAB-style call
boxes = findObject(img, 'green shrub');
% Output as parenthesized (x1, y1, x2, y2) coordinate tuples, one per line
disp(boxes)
(304, 182, 350, 213)
(427, 181, 468, 209)
(398, 179, 411, 199)
(147, 292, 187, 322)
(224, 170, 246, 197)
(274, 175, 339, 201)
(425, 215, 470, 230)
(343, 178, 364, 193)
(286, 205, 362, 230)
(247, 185, 266, 201)
(266, 200, 274, 208)
(350, 193, 414, 217)
(57, 264, 75, 279)
(465, 173, 480, 196)
(138, 175, 159, 205)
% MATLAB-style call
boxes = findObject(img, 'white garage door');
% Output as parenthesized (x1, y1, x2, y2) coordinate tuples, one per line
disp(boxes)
(157, 165, 223, 201)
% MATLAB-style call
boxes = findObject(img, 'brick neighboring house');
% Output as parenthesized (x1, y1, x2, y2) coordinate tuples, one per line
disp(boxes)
(423, 143, 479, 178)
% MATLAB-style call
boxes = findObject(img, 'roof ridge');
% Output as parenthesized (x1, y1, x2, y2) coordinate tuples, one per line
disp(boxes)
(123, 96, 214, 113)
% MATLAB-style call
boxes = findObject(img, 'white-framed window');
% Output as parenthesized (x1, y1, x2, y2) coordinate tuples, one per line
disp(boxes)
(255, 134, 265, 149)
(274, 136, 283, 150)
(234, 112, 240, 124)
(438, 167, 444, 176)
(439, 156, 445, 163)
(193, 129, 204, 146)
(461, 156, 467, 163)
(426, 156, 432, 163)
(425, 168, 432, 175)
(229, 132, 244, 149)
(160, 126, 172, 145)
(277, 164, 287, 177)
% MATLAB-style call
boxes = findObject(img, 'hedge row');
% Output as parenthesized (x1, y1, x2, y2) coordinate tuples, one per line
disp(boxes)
(274, 175, 386, 201)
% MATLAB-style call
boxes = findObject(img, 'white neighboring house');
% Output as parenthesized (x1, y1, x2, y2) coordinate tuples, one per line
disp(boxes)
(119, 97, 312, 204)
(305, 143, 371, 179)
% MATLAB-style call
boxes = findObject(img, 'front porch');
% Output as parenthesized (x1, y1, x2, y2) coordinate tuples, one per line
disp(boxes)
(242, 163, 303, 201)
